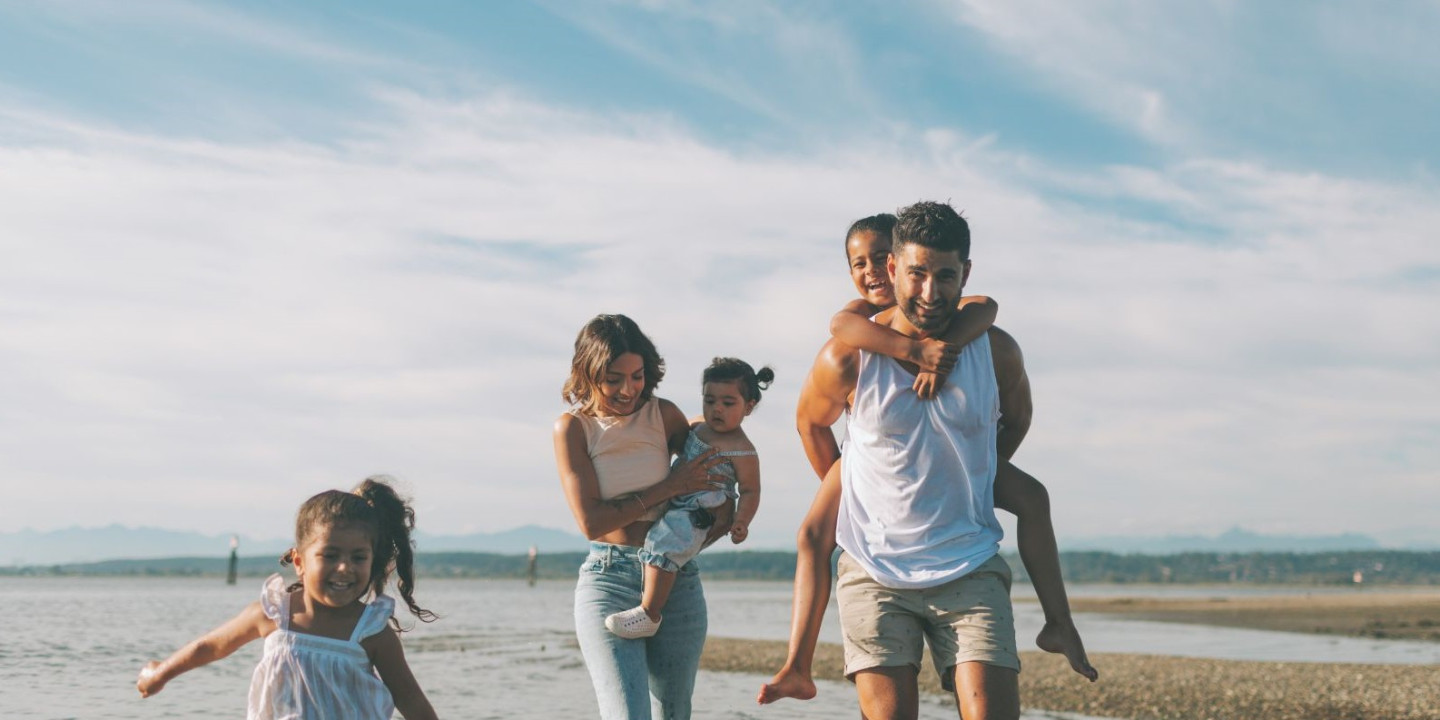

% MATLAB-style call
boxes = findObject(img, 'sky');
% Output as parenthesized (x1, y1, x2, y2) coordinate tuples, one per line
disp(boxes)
(2, 0, 1437, 550)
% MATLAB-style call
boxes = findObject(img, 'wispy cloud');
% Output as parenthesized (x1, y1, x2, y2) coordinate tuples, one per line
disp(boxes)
(543, 0, 882, 136)
(939, 0, 1440, 176)
(939, 0, 1206, 146)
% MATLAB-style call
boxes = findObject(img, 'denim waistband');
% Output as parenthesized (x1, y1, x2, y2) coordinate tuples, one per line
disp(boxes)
(587, 541, 642, 561)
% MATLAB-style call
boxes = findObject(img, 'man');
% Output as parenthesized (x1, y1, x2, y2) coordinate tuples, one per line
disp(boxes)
(795, 200, 1031, 719)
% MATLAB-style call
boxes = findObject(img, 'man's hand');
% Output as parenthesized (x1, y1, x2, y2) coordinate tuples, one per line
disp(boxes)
(730, 523, 749, 544)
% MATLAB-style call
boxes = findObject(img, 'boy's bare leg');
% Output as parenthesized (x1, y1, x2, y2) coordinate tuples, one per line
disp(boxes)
(993, 461, 1097, 681)
(640, 564, 677, 621)
(952, 663, 1020, 720)
(758, 462, 843, 704)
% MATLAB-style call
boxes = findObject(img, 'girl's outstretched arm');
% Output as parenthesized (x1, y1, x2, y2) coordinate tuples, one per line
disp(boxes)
(367, 626, 438, 720)
(137, 601, 270, 697)
(758, 461, 842, 705)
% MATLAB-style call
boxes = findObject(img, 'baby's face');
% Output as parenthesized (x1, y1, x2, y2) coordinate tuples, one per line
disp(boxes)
(847, 230, 894, 307)
(702, 380, 753, 434)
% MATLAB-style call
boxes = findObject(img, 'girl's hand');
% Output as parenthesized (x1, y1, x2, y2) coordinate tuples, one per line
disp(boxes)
(137, 661, 165, 697)
(730, 523, 749, 544)
(908, 338, 959, 375)
(665, 448, 726, 498)
(912, 371, 946, 399)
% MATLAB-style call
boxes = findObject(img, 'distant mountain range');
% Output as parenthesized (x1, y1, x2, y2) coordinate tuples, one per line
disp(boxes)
(0, 524, 590, 566)
(3, 523, 1437, 566)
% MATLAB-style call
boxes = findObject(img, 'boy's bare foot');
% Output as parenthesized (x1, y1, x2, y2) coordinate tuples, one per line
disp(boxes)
(1036, 620, 1098, 681)
(757, 667, 817, 704)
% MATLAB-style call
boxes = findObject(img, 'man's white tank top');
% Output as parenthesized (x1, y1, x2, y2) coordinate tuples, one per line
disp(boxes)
(836, 332, 1004, 589)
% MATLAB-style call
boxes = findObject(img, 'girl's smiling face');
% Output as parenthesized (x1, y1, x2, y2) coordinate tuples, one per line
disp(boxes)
(847, 230, 895, 307)
(597, 352, 646, 416)
(293, 523, 374, 608)
(702, 379, 754, 434)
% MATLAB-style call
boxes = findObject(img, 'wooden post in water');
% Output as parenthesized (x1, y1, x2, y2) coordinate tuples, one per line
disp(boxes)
(527, 544, 538, 587)
(226, 535, 239, 585)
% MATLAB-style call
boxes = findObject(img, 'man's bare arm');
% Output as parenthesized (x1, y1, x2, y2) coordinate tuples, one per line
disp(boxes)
(796, 339, 858, 480)
(989, 327, 1032, 460)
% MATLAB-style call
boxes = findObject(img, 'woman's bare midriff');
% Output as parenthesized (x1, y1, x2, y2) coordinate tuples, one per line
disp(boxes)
(595, 521, 655, 548)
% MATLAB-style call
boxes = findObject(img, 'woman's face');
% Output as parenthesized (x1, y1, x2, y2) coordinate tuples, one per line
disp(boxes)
(597, 352, 646, 416)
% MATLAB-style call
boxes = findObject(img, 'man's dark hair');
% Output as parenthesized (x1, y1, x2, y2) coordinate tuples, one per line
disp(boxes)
(844, 213, 896, 248)
(892, 201, 970, 260)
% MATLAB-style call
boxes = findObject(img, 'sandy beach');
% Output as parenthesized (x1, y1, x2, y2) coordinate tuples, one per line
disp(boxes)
(701, 591, 1440, 720)
(1059, 591, 1440, 641)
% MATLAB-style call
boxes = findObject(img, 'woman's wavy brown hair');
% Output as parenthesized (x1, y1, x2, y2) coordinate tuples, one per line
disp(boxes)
(562, 314, 665, 416)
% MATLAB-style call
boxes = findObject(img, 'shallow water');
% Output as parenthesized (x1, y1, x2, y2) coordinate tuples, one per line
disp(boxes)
(2, 576, 1434, 719)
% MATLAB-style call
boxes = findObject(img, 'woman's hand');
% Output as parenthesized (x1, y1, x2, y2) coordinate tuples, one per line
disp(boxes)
(662, 447, 726, 499)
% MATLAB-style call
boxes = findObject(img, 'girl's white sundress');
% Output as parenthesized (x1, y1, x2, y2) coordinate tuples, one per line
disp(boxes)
(247, 573, 396, 720)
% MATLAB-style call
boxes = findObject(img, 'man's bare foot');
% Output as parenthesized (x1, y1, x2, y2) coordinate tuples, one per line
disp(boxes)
(1036, 620, 1098, 681)
(757, 666, 817, 704)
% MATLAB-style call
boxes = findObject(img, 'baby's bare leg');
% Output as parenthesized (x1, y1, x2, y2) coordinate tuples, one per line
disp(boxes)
(641, 564, 678, 622)
(994, 461, 1097, 682)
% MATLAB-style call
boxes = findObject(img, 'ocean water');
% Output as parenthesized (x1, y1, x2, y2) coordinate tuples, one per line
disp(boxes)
(2, 576, 1435, 719)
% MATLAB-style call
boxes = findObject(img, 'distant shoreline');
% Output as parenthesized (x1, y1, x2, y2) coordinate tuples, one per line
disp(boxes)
(7, 548, 1440, 584)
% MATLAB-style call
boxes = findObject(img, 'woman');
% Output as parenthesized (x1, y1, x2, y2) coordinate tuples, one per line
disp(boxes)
(554, 314, 730, 719)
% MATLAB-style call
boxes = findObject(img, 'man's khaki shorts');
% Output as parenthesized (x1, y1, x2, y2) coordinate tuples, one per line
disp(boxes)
(835, 552, 1020, 690)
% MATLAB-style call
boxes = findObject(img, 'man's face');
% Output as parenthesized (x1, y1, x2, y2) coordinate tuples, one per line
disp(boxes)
(888, 243, 970, 334)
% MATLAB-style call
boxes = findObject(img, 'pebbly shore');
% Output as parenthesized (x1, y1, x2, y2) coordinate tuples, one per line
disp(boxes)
(700, 637, 1440, 720)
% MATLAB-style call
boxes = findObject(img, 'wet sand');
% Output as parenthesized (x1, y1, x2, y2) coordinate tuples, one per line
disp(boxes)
(1058, 591, 1440, 641)
(701, 592, 1440, 720)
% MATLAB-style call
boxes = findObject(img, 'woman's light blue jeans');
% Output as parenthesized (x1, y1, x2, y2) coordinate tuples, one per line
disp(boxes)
(574, 541, 707, 719)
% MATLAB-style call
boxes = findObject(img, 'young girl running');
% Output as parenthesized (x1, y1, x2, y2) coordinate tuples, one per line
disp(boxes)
(137, 476, 439, 720)
(604, 357, 773, 639)
(760, 213, 1096, 705)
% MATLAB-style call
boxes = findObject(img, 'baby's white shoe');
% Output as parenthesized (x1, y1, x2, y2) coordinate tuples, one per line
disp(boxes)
(605, 606, 662, 639)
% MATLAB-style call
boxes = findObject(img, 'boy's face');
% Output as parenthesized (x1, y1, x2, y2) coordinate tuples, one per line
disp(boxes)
(846, 231, 895, 307)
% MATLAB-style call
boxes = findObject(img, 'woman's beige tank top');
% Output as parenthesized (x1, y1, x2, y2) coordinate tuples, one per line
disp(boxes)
(568, 398, 670, 521)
